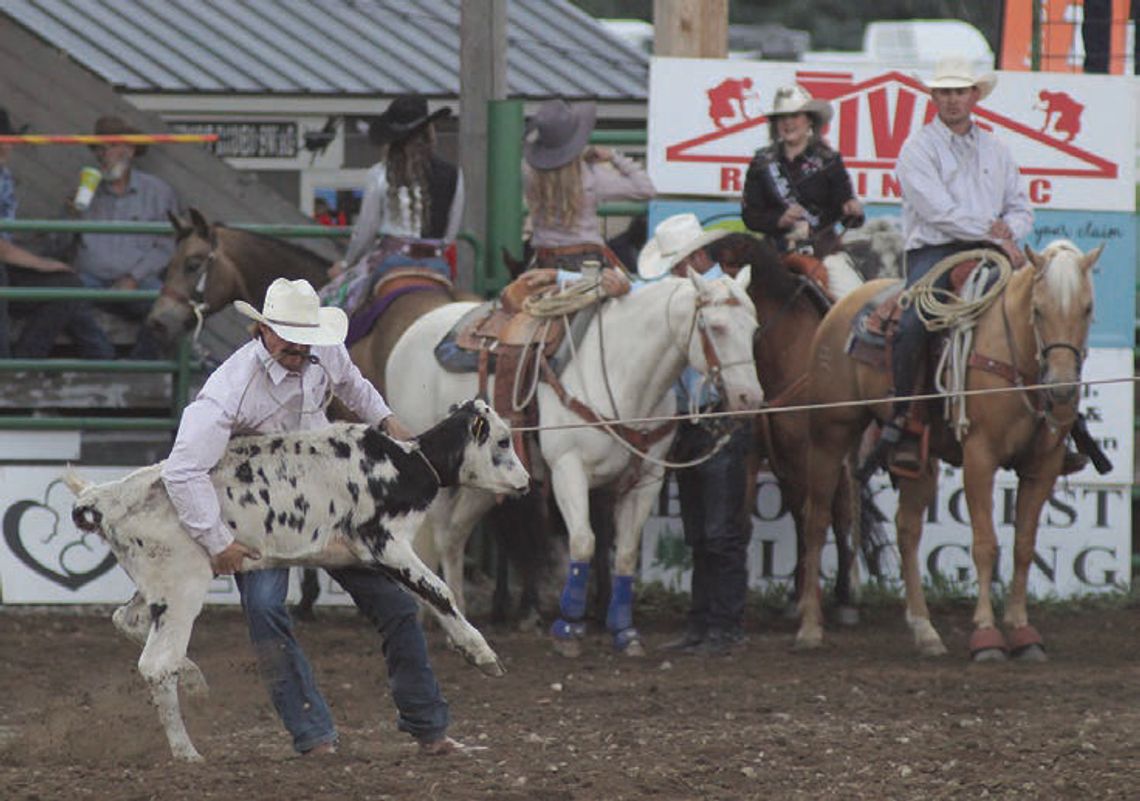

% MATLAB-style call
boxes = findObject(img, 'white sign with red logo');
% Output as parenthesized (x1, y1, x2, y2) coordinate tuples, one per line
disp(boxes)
(647, 57, 1136, 211)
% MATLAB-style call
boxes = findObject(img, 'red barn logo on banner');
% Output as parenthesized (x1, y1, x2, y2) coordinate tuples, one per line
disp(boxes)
(663, 70, 1118, 204)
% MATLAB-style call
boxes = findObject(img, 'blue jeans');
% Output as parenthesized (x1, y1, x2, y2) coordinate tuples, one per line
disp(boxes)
(0, 263, 115, 359)
(235, 567, 449, 753)
(675, 423, 752, 635)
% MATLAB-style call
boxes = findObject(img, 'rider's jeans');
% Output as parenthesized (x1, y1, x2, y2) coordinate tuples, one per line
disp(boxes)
(236, 567, 449, 753)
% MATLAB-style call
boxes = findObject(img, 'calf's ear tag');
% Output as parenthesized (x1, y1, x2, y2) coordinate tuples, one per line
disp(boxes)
(471, 415, 487, 442)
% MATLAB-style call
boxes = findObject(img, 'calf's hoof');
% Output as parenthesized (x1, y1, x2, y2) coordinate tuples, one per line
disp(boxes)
(475, 657, 507, 677)
(969, 627, 1009, 662)
(172, 745, 204, 763)
(1008, 624, 1047, 662)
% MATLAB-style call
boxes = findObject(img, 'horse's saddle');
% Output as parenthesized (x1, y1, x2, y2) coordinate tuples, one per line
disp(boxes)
(433, 274, 596, 429)
(344, 267, 453, 349)
(846, 254, 999, 369)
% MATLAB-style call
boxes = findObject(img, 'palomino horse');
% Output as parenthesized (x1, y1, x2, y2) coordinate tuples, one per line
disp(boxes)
(711, 232, 889, 617)
(799, 240, 1101, 660)
(385, 270, 764, 656)
(145, 209, 549, 623)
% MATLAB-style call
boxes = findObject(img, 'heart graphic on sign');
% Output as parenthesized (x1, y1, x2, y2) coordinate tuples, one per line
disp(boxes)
(2, 479, 117, 591)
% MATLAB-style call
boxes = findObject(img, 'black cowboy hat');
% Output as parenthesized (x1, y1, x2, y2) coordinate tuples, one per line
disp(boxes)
(368, 95, 451, 146)
(0, 107, 29, 136)
(90, 115, 148, 156)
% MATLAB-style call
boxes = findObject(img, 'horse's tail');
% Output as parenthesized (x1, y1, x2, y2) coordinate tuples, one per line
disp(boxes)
(855, 479, 892, 582)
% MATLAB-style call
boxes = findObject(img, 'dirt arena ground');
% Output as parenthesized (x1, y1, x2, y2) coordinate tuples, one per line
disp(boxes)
(1, 596, 1138, 801)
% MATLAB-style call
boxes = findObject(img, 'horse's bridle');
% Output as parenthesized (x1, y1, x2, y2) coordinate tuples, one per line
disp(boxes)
(668, 282, 756, 400)
(159, 249, 216, 339)
(1002, 280, 1087, 428)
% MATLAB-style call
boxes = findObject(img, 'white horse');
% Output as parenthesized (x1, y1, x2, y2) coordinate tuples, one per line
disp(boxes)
(386, 270, 763, 656)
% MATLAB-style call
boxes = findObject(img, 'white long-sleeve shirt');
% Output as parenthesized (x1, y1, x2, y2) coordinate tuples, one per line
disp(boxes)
(896, 115, 1033, 252)
(161, 338, 393, 555)
(343, 162, 465, 267)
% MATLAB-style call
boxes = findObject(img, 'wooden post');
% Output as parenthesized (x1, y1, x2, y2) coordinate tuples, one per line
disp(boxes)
(458, 0, 508, 291)
(652, 0, 728, 58)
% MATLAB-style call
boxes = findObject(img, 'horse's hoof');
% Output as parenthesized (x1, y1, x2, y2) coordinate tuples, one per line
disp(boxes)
(1008, 624, 1046, 661)
(551, 638, 582, 658)
(613, 628, 644, 656)
(971, 647, 1008, 663)
(968, 627, 1009, 662)
(1012, 644, 1047, 663)
(918, 640, 949, 658)
(794, 631, 823, 651)
(516, 609, 543, 634)
(836, 606, 860, 627)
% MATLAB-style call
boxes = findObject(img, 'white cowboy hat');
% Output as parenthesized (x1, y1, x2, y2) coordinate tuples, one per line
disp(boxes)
(234, 278, 348, 346)
(637, 213, 729, 280)
(766, 85, 834, 126)
(924, 56, 997, 100)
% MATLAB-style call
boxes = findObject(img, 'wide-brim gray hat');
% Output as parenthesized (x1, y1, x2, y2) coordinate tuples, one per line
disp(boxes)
(235, 278, 347, 346)
(524, 99, 596, 170)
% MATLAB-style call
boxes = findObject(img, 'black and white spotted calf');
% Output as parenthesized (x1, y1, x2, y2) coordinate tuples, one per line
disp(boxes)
(66, 398, 528, 762)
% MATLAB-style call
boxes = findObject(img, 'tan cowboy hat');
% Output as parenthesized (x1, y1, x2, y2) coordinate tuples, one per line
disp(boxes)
(766, 85, 834, 126)
(923, 56, 997, 100)
(523, 99, 596, 170)
(90, 115, 148, 155)
(637, 213, 729, 280)
(234, 278, 348, 346)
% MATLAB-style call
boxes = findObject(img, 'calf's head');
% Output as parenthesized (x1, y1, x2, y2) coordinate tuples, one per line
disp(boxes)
(419, 399, 530, 494)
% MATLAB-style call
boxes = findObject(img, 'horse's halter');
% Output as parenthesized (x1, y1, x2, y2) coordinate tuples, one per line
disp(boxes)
(667, 281, 755, 405)
(1007, 272, 1087, 428)
(159, 247, 216, 339)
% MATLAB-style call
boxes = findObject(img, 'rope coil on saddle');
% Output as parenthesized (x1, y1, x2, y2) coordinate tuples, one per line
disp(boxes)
(901, 248, 1012, 441)
(521, 277, 605, 317)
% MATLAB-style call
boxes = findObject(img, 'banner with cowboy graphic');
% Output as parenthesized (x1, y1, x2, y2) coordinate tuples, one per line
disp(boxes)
(647, 58, 1136, 212)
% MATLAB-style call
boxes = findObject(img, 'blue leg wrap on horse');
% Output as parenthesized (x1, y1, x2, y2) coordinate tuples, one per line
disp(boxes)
(606, 575, 635, 633)
(559, 561, 590, 621)
(550, 618, 587, 640)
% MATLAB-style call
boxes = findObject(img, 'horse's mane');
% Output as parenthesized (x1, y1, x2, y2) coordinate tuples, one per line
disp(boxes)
(1036, 239, 1086, 313)
(713, 233, 803, 306)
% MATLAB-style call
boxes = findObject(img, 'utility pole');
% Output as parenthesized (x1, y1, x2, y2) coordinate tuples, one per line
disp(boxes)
(458, 0, 508, 291)
(652, 0, 729, 58)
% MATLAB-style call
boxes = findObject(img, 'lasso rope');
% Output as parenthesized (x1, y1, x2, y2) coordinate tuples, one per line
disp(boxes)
(522, 277, 605, 317)
(900, 249, 1012, 441)
(900, 248, 1011, 332)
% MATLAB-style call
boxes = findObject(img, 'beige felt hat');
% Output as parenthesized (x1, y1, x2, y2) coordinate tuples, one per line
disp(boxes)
(924, 56, 997, 100)
(234, 278, 348, 346)
(637, 213, 728, 280)
(766, 85, 834, 126)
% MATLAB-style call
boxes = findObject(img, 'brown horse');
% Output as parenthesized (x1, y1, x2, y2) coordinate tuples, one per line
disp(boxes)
(146, 208, 464, 394)
(798, 240, 1101, 660)
(145, 209, 547, 624)
(712, 233, 887, 616)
